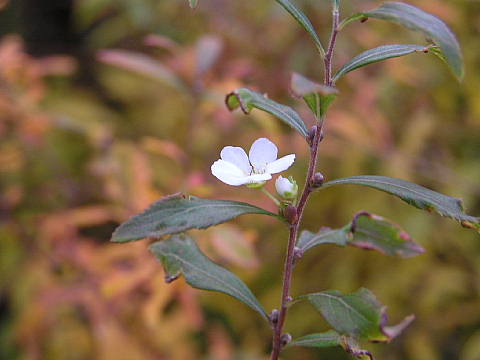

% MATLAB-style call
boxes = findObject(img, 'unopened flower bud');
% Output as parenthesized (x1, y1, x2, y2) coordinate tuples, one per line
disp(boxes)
(275, 176, 298, 200)
(311, 172, 325, 188)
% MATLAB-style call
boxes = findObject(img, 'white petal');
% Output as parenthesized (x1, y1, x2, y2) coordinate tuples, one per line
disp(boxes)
(211, 159, 250, 186)
(266, 154, 295, 174)
(249, 138, 278, 170)
(220, 146, 251, 175)
(244, 173, 272, 184)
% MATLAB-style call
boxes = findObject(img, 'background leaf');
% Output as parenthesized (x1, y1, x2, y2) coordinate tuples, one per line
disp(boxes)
(302, 288, 413, 342)
(333, 44, 431, 82)
(226, 88, 309, 137)
(150, 234, 268, 319)
(275, 0, 325, 57)
(341, 2, 464, 79)
(112, 194, 277, 242)
(322, 176, 480, 232)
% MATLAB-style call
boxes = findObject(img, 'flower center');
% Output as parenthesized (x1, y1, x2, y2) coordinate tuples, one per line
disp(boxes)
(251, 163, 267, 175)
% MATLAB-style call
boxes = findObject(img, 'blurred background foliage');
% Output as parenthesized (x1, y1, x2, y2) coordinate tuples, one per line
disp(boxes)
(0, 0, 479, 359)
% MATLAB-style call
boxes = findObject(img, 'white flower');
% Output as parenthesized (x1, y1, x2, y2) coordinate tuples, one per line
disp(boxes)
(211, 138, 295, 186)
(275, 176, 298, 200)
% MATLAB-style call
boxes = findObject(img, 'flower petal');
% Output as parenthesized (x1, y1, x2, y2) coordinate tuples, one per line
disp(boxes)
(211, 159, 252, 186)
(220, 146, 251, 175)
(249, 138, 278, 170)
(266, 154, 295, 174)
(244, 173, 272, 184)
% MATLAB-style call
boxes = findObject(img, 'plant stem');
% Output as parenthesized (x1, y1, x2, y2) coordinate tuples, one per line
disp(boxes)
(269, 6, 340, 360)
(261, 187, 281, 206)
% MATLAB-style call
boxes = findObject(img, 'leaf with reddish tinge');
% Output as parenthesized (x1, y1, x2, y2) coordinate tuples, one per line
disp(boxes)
(297, 212, 424, 258)
(291, 72, 338, 119)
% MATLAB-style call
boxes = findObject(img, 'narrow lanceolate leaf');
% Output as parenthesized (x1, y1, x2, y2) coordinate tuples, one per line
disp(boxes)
(297, 212, 423, 258)
(275, 0, 325, 57)
(333, 44, 431, 82)
(226, 88, 309, 138)
(188, 0, 198, 8)
(322, 176, 480, 232)
(341, 2, 464, 80)
(302, 288, 414, 342)
(291, 73, 338, 119)
(288, 330, 342, 348)
(112, 194, 277, 243)
(150, 234, 268, 319)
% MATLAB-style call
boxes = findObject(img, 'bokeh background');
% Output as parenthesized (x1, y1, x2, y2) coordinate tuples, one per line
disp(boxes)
(1, 0, 479, 359)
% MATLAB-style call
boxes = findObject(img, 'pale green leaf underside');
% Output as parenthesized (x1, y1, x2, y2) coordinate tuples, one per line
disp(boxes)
(342, 2, 464, 80)
(333, 44, 430, 82)
(275, 0, 325, 57)
(322, 176, 480, 232)
(297, 212, 424, 258)
(150, 234, 268, 319)
(188, 0, 198, 8)
(288, 330, 342, 348)
(112, 194, 277, 242)
(226, 88, 309, 138)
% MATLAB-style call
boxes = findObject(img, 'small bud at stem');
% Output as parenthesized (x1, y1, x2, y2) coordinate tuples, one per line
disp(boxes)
(311, 172, 325, 188)
(280, 333, 292, 348)
(283, 205, 298, 224)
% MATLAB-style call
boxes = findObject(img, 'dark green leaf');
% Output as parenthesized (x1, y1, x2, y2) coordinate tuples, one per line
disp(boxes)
(302, 288, 414, 342)
(150, 234, 268, 319)
(226, 88, 309, 138)
(297, 227, 350, 252)
(188, 0, 198, 8)
(333, 44, 431, 82)
(341, 2, 464, 79)
(288, 330, 342, 348)
(291, 73, 338, 119)
(112, 194, 277, 243)
(275, 0, 325, 57)
(297, 212, 424, 258)
(322, 176, 480, 232)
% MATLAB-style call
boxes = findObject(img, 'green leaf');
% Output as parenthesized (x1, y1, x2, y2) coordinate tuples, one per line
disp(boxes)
(150, 234, 268, 319)
(288, 330, 342, 348)
(275, 0, 325, 57)
(297, 227, 350, 252)
(188, 0, 198, 8)
(302, 288, 414, 342)
(226, 88, 309, 138)
(112, 194, 278, 243)
(333, 44, 431, 82)
(291, 73, 338, 119)
(322, 176, 480, 232)
(297, 212, 424, 258)
(341, 2, 464, 80)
